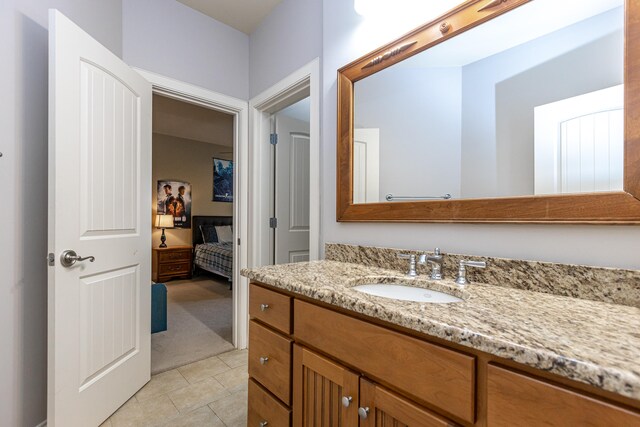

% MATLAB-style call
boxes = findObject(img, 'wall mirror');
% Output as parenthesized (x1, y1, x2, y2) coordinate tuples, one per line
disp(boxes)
(337, 0, 640, 223)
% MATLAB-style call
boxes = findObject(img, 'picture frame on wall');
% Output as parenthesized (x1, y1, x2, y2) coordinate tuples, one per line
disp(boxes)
(213, 158, 233, 203)
(157, 180, 192, 228)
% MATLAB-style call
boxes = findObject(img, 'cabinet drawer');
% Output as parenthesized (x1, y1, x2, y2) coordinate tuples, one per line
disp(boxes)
(250, 283, 292, 334)
(158, 250, 191, 263)
(294, 300, 475, 423)
(158, 262, 190, 275)
(249, 320, 292, 405)
(248, 379, 291, 427)
(487, 364, 640, 426)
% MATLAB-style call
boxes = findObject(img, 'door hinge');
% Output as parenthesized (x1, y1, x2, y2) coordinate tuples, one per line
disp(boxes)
(269, 217, 278, 229)
(270, 133, 278, 145)
(48, 253, 55, 266)
(237, 238, 241, 246)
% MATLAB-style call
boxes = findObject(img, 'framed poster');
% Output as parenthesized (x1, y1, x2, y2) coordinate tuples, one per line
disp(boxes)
(213, 158, 233, 202)
(157, 180, 192, 228)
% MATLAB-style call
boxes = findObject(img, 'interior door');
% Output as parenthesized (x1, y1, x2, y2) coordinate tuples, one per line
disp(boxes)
(274, 112, 310, 264)
(292, 345, 360, 426)
(48, 10, 152, 427)
(352, 128, 380, 203)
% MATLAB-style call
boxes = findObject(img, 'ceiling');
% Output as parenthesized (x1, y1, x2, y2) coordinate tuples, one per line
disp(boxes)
(398, 0, 622, 68)
(177, 0, 283, 34)
(279, 97, 311, 123)
(153, 94, 234, 148)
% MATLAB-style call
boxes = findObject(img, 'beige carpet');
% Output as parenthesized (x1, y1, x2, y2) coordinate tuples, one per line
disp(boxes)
(151, 277, 234, 374)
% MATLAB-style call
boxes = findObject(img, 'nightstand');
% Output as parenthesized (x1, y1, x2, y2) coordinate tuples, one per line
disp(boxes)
(152, 245, 193, 283)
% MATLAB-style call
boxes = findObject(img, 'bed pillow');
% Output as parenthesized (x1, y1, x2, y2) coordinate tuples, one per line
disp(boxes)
(215, 225, 233, 243)
(199, 225, 218, 243)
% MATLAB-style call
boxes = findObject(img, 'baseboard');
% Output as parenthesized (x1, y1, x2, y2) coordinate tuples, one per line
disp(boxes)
(35, 421, 47, 427)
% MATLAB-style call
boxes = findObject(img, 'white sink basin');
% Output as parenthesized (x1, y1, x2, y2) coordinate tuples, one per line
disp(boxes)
(352, 284, 463, 303)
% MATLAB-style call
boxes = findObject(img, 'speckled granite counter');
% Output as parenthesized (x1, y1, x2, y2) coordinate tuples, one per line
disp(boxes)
(242, 260, 640, 400)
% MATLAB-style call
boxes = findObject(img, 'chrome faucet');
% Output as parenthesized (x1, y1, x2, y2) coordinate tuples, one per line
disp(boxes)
(419, 247, 444, 280)
(398, 253, 419, 277)
(455, 260, 486, 285)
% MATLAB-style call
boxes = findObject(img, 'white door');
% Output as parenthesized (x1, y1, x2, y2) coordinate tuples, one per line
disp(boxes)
(353, 128, 380, 203)
(48, 10, 152, 427)
(274, 113, 310, 264)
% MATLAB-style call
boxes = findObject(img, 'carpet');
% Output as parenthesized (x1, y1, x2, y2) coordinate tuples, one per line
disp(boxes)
(151, 277, 234, 374)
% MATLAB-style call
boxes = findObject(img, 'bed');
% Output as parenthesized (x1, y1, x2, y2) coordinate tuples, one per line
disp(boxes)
(192, 216, 233, 286)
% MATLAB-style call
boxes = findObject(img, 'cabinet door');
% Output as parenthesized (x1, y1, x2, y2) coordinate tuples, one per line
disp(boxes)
(293, 345, 360, 426)
(359, 379, 457, 427)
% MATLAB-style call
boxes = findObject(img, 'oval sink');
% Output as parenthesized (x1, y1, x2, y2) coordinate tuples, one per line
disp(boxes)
(352, 284, 463, 303)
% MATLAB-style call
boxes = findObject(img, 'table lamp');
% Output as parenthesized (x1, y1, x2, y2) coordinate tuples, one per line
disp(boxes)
(155, 214, 175, 248)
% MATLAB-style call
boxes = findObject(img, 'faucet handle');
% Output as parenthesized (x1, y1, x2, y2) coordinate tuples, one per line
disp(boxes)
(398, 253, 418, 277)
(455, 260, 486, 285)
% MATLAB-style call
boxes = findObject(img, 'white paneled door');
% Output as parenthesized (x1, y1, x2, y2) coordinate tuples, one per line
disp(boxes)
(48, 10, 152, 427)
(274, 113, 310, 264)
(353, 128, 380, 203)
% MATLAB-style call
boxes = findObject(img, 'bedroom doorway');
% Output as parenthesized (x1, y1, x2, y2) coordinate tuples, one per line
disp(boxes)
(150, 93, 237, 374)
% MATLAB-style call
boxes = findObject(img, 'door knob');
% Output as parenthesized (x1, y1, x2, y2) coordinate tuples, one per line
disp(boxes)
(60, 250, 95, 267)
(358, 407, 370, 419)
(342, 395, 353, 407)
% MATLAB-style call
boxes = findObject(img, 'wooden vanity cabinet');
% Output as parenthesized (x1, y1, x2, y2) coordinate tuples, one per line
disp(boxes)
(292, 345, 360, 426)
(248, 282, 640, 427)
(359, 379, 458, 427)
(487, 364, 640, 426)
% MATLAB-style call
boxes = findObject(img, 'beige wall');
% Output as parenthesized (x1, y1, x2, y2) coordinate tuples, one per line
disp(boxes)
(152, 133, 233, 246)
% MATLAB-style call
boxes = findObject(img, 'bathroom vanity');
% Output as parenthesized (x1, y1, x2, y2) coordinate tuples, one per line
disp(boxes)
(242, 248, 640, 427)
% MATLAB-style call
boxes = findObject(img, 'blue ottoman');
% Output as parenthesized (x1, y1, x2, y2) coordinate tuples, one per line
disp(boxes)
(151, 283, 167, 333)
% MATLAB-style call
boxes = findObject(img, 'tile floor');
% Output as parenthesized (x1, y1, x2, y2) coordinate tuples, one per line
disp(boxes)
(101, 349, 248, 427)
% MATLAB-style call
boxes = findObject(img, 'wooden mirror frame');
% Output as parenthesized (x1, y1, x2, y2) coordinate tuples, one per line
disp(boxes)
(337, 0, 640, 223)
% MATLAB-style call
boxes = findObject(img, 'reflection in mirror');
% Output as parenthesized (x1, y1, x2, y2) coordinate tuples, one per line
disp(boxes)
(353, 0, 624, 203)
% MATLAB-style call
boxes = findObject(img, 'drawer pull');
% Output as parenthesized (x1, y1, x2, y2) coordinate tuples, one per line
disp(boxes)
(358, 407, 370, 420)
(259, 356, 269, 365)
(260, 303, 270, 311)
(342, 395, 353, 408)
(259, 421, 268, 427)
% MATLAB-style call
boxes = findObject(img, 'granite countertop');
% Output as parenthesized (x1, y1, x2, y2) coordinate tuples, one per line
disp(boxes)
(242, 260, 640, 400)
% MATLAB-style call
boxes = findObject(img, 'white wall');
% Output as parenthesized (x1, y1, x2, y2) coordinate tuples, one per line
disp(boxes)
(152, 134, 233, 246)
(249, 0, 322, 98)
(1, 1, 123, 425)
(354, 66, 462, 199)
(123, 0, 249, 100)
(322, 0, 640, 269)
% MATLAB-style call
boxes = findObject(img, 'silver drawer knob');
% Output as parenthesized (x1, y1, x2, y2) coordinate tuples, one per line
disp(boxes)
(342, 395, 352, 408)
(259, 356, 269, 365)
(259, 421, 268, 427)
(260, 304, 270, 311)
(358, 407, 370, 420)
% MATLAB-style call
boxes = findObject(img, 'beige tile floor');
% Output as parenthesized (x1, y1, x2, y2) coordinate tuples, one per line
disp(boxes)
(100, 349, 248, 427)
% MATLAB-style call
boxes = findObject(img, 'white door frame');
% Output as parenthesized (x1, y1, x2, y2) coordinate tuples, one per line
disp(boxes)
(134, 68, 249, 349)
(249, 58, 321, 267)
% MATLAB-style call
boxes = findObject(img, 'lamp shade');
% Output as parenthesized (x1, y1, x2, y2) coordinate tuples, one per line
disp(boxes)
(155, 214, 175, 229)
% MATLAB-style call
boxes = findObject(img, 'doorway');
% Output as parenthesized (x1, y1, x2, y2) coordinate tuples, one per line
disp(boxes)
(136, 69, 250, 353)
(249, 59, 321, 268)
(271, 97, 312, 264)
(150, 94, 236, 373)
